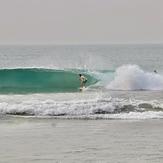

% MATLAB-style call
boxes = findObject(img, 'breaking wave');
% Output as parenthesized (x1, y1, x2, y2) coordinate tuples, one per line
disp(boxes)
(0, 94, 163, 119)
(107, 65, 163, 90)
(0, 68, 97, 93)
(0, 65, 163, 93)
(0, 65, 163, 120)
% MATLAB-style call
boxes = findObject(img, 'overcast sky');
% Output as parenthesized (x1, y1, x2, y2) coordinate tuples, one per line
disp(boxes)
(0, 0, 163, 44)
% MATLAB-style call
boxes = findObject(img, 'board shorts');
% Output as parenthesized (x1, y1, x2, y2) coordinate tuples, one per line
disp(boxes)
(83, 79, 87, 84)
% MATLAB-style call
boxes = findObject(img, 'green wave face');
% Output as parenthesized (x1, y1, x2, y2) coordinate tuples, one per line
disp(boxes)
(0, 69, 97, 93)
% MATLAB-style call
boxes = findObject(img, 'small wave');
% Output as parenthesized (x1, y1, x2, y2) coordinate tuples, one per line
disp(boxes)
(0, 96, 163, 119)
(107, 65, 163, 90)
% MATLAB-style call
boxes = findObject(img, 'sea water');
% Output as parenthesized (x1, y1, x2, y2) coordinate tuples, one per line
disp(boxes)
(0, 44, 162, 162)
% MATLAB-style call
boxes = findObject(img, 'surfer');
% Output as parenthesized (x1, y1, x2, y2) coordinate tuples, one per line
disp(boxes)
(79, 74, 87, 88)
(154, 70, 157, 73)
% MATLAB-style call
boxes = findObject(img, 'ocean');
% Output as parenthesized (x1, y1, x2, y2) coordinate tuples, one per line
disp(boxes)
(0, 44, 162, 162)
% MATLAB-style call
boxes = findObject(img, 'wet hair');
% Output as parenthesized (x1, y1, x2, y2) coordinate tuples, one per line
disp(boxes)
(79, 74, 82, 76)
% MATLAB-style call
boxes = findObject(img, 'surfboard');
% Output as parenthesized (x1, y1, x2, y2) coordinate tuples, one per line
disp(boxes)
(79, 86, 86, 91)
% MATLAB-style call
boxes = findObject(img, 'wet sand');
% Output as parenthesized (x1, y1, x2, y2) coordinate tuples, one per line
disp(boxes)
(0, 117, 162, 163)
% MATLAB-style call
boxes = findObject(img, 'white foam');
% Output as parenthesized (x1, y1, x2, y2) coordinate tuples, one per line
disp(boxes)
(0, 94, 162, 119)
(107, 65, 163, 90)
(55, 111, 163, 120)
(102, 111, 163, 120)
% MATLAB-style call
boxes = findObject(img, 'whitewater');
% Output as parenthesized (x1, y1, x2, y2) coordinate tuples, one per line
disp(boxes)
(0, 44, 163, 120)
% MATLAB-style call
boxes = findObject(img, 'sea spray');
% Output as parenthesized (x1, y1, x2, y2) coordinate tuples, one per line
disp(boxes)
(107, 65, 163, 90)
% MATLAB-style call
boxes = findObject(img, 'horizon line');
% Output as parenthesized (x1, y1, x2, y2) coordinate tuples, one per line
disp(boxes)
(0, 42, 163, 46)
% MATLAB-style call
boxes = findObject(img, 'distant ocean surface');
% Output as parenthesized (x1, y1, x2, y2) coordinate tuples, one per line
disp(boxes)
(0, 44, 163, 119)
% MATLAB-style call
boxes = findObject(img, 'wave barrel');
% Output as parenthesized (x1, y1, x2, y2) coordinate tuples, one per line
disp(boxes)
(0, 69, 97, 93)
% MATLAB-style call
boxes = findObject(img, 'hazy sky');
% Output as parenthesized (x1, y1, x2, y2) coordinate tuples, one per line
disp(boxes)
(0, 0, 163, 44)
